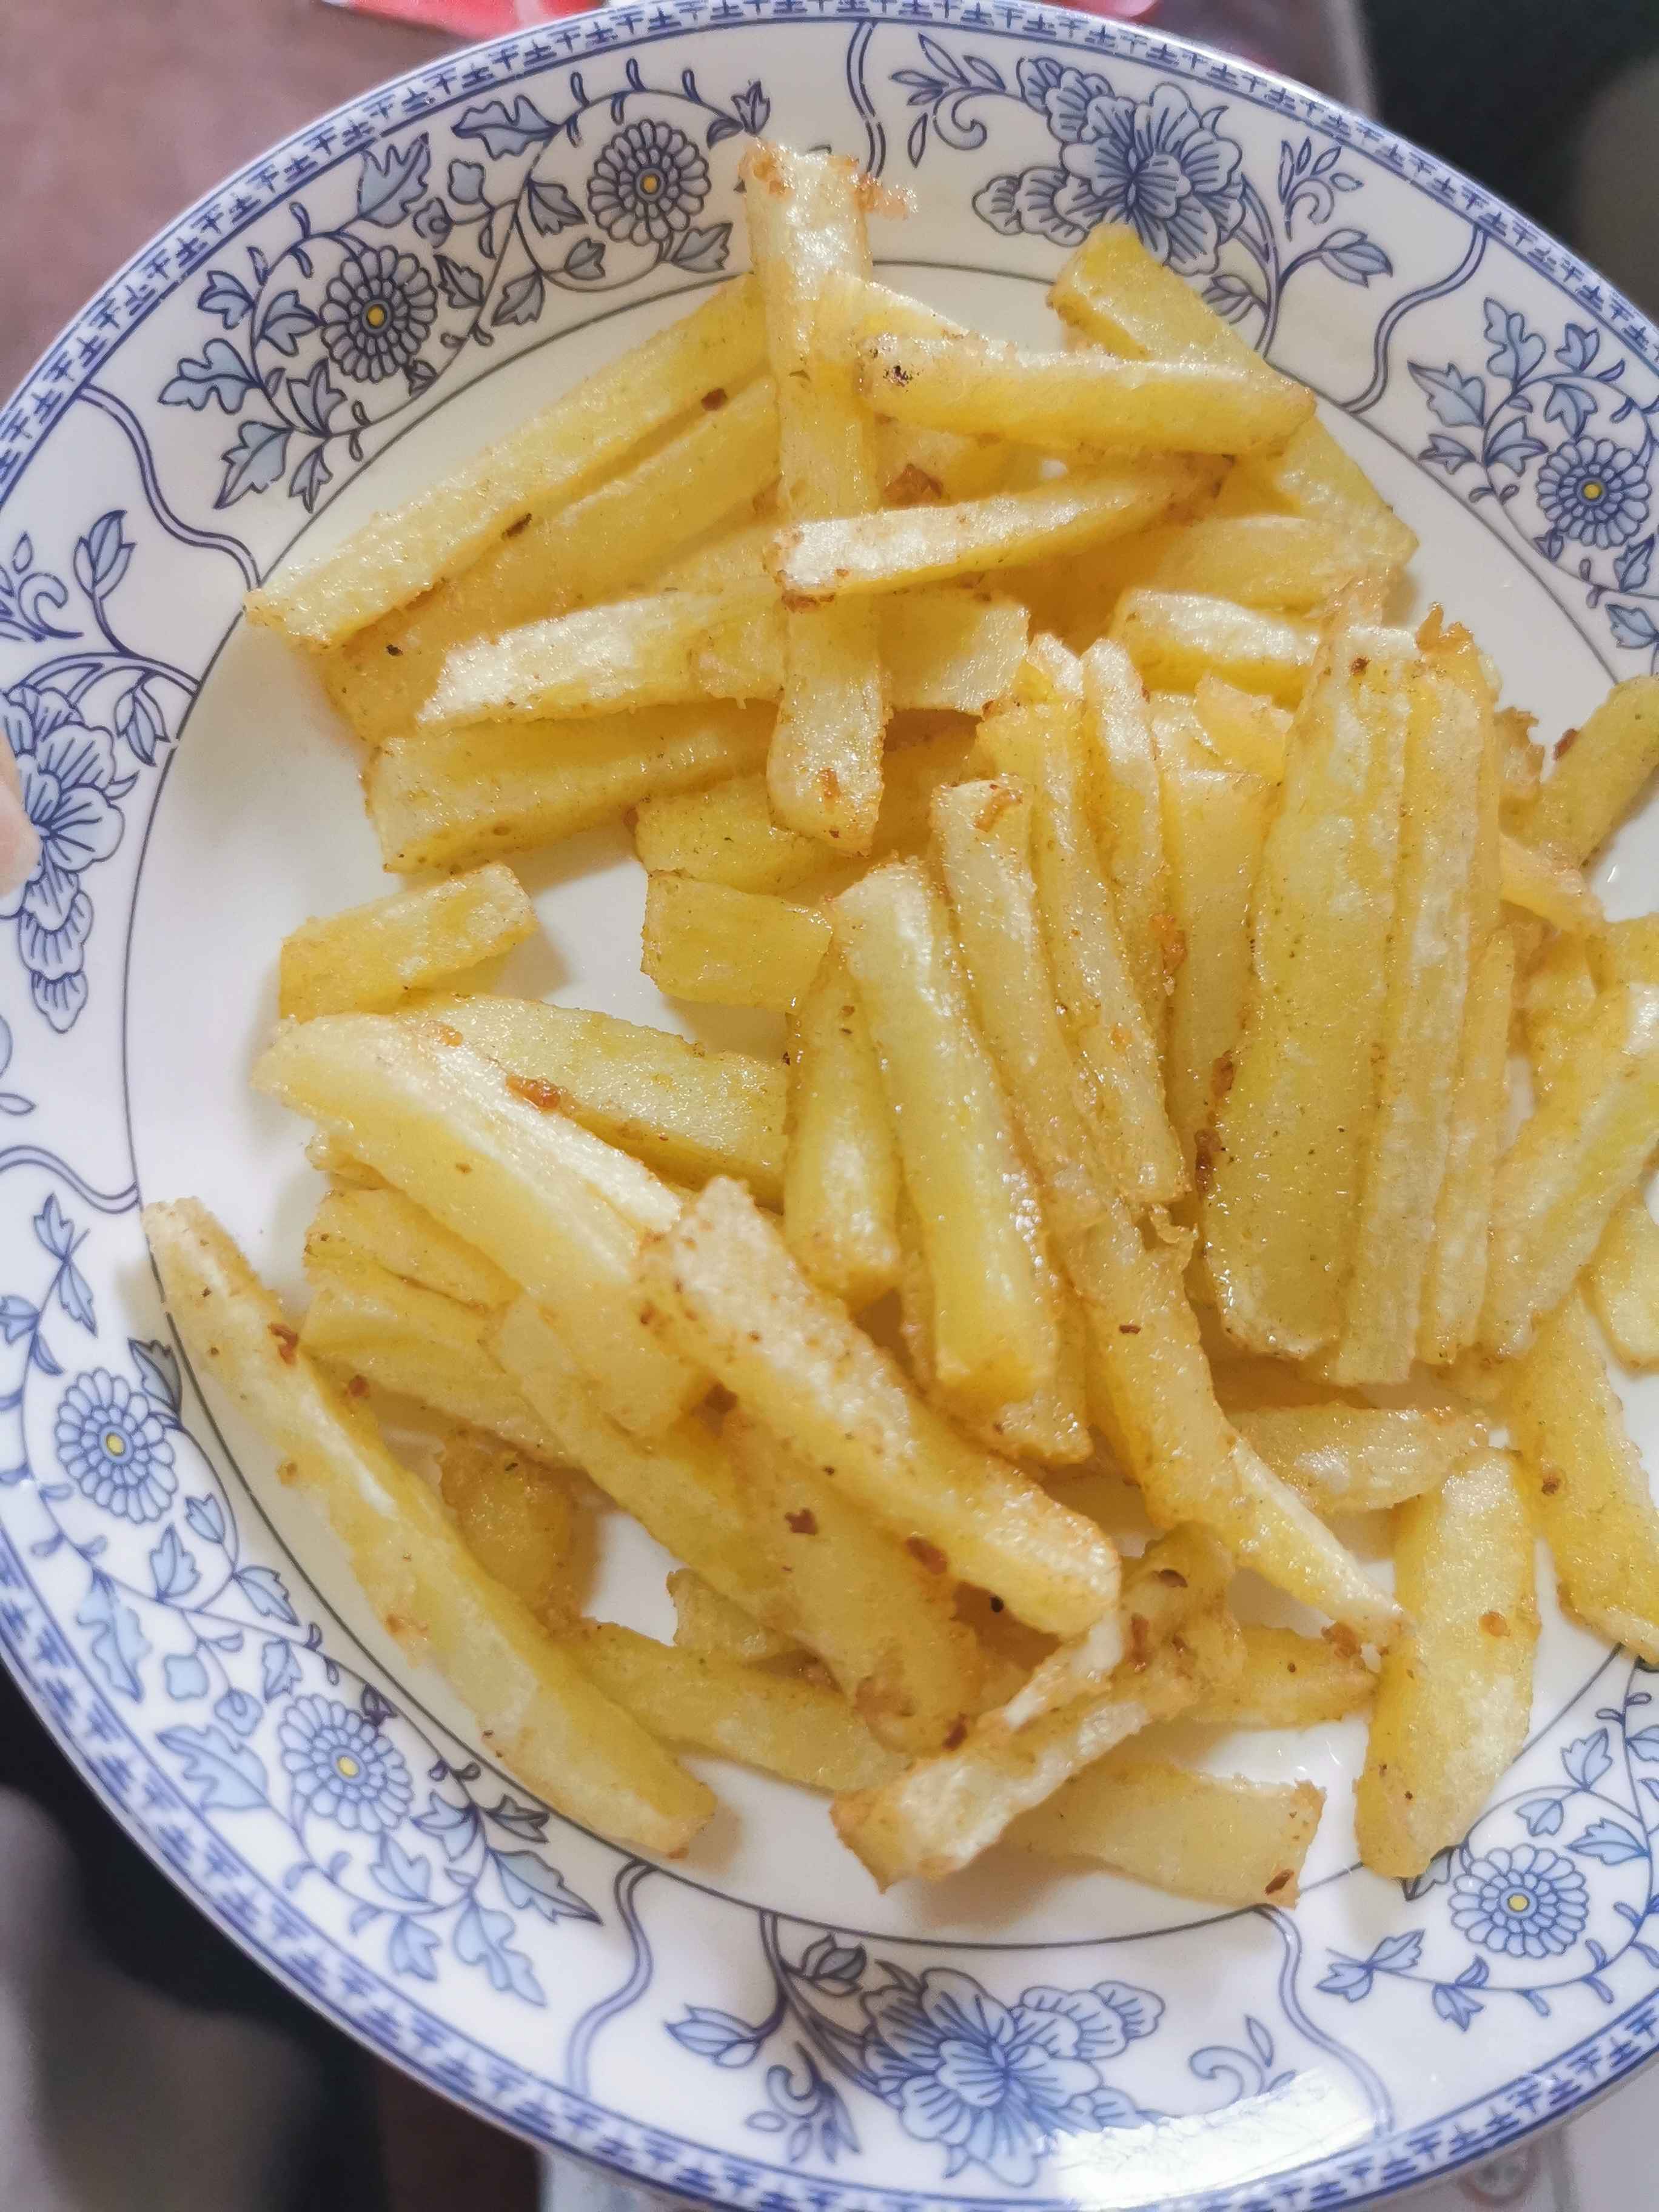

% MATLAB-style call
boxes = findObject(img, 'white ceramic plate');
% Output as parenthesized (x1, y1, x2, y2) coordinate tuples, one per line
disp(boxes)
(6, 11, 1659, 2205)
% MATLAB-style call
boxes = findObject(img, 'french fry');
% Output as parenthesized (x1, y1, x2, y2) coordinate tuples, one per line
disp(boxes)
(1499, 833, 1601, 932)
(300, 1252, 563, 1458)
(1130, 514, 1384, 612)
(423, 586, 782, 728)
(421, 996, 786, 1204)
(247, 276, 766, 648)
(1497, 704, 1544, 822)
(1195, 1623, 1374, 1729)
(1588, 1199, 1659, 1367)
(1192, 674, 1291, 780)
(1014, 1754, 1324, 1906)
(319, 378, 781, 742)
(726, 1409, 986, 1754)
(1232, 1405, 1486, 1515)
(367, 704, 772, 874)
(880, 591, 1030, 714)
(658, 520, 776, 594)
(743, 143, 887, 851)
(306, 1131, 386, 1190)
(668, 1569, 805, 1669)
(634, 723, 974, 894)
(304, 1184, 515, 1309)
(1418, 928, 1517, 1364)
(1111, 591, 1321, 708)
(438, 1427, 578, 1625)
(143, 1200, 712, 1855)
(1333, 650, 1488, 1384)
(1518, 677, 1659, 862)
(1082, 638, 1173, 1047)
(254, 1016, 706, 1435)
(979, 705, 1185, 1205)
(1592, 914, 1659, 990)
(1204, 621, 1418, 1357)
(637, 1178, 1121, 1635)
(492, 1297, 782, 1625)
(831, 1531, 1238, 1885)
(1482, 983, 1659, 1355)
(1048, 223, 1416, 569)
(836, 859, 1061, 1405)
(566, 1621, 900, 1791)
(278, 865, 536, 1021)
(783, 945, 903, 1309)
(1356, 1450, 1538, 1879)
(769, 460, 1216, 601)
(1521, 935, 1597, 1099)
(1152, 699, 1272, 1176)
(858, 332, 1312, 456)
(1506, 1292, 1659, 1659)
(642, 874, 830, 1011)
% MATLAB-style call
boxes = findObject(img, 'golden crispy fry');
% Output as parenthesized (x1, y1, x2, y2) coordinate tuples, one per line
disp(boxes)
(1419, 930, 1517, 1364)
(1082, 638, 1172, 1047)
(1483, 983, 1659, 1355)
(743, 143, 887, 851)
(831, 1532, 1238, 1885)
(783, 945, 902, 1310)
(668, 1569, 806, 1669)
(566, 1621, 899, 1791)
(1131, 514, 1385, 612)
(1589, 1198, 1659, 1367)
(837, 858, 1062, 1405)
(1593, 915, 1659, 990)
(1505, 1291, 1659, 1660)
(1496, 705, 1544, 822)
(1204, 620, 1418, 1357)
(769, 460, 1216, 601)
(1222, 418, 1418, 571)
(980, 704, 1185, 1205)
(422, 996, 786, 1203)
(633, 722, 974, 895)
(1232, 1405, 1487, 1515)
(1333, 651, 1488, 1384)
(278, 865, 535, 1021)
(367, 704, 772, 874)
(1519, 677, 1659, 862)
(858, 332, 1312, 456)
(304, 1184, 515, 1309)
(492, 1296, 781, 1625)
(320, 379, 780, 742)
(306, 1131, 386, 1188)
(726, 1409, 985, 1754)
(438, 1427, 578, 1625)
(255, 1016, 705, 1435)
(879, 591, 1030, 714)
(1015, 1753, 1324, 1905)
(642, 873, 830, 1011)
(1356, 1450, 1538, 1879)
(637, 1178, 1121, 1635)
(1194, 1623, 1374, 1729)
(1521, 932, 1598, 1096)
(144, 1200, 712, 1854)
(1191, 674, 1291, 780)
(1110, 591, 1321, 708)
(300, 1252, 561, 1457)
(248, 277, 766, 648)
(1499, 833, 1602, 933)
(1151, 697, 1272, 1176)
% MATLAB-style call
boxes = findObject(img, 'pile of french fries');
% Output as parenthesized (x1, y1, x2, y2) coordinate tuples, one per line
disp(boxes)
(145, 142, 1659, 1909)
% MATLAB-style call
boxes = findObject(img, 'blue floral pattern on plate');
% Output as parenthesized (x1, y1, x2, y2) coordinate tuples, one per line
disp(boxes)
(7, 9, 1659, 2209)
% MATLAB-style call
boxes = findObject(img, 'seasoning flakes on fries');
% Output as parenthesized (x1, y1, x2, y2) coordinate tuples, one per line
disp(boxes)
(146, 142, 1659, 1905)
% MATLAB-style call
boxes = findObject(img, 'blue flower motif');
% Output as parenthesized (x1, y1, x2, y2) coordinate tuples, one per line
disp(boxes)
(977, 75, 1242, 272)
(0, 685, 125, 1031)
(860, 1969, 1158, 2185)
(588, 121, 709, 249)
(320, 246, 437, 384)
(279, 1694, 414, 1834)
(1536, 437, 1651, 550)
(1450, 1846, 1589, 1960)
(55, 1370, 176, 1523)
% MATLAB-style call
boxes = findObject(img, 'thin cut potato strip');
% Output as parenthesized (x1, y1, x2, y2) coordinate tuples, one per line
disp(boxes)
(1356, 1450, 1537, 1879)
(438, 1427, 578, 1627)
(1130, 514, 1386, 612)
(1111, 590, 1321, 708)
(248, 276, 766, 648)
(1589, 1198, 1659, 1367)
(1014, 1753, 1324, 1906)
(1418, 928, 1517, 1365)
(1194, 1623, 1375, 1729)
(783, 944, 904, 1310)
(1232, 1406, 1487, 1516)
(1518, 675, 1659, 862)
(637, 1178, 1122, 1636)
(1082, 638, 1173, 1049)
(142, 1201, 712, 1855)
(1192, 674, 1292, 779)
(1498, 832, 1603, 933)
(304, 1183, 516, 1310)
(769, 459, 1217, 601)
(642, 873, 830, 1011)
(278, 864, 535, 1021)
(668, 1569, 806, 1669)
